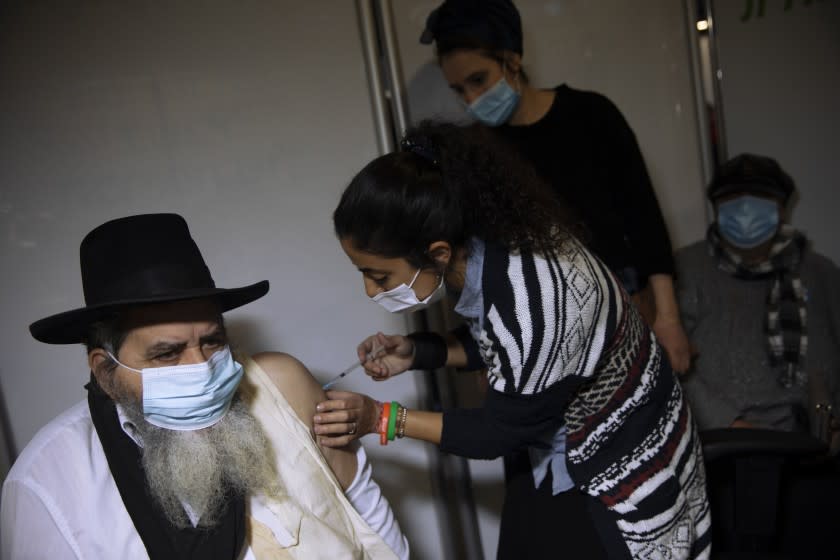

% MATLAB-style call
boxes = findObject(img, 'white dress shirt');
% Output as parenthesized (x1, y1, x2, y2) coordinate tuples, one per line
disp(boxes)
(1, 369, 408, 560)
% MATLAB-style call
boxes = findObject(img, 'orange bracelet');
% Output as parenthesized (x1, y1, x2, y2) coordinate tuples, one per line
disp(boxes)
(379, 402, 391, 446)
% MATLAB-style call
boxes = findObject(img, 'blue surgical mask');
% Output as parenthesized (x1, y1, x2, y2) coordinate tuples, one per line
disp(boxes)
(467, 75, 521, 126)
(107, 346, 243, 431)
(716, 195, 780, 249)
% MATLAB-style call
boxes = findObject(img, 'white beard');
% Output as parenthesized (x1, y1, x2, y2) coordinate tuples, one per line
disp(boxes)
(122, 396, 280, 529)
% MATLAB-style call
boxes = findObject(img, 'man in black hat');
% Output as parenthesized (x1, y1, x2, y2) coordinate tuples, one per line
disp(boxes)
(676, 154, 840, 451)
(0, 214, 408, 559)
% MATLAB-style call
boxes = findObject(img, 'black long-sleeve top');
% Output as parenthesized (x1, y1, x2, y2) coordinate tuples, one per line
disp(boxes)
(497, 84, 675, 283)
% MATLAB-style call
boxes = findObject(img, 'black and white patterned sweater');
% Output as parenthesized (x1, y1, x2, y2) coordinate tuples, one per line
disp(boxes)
(440, 239, 711, 559)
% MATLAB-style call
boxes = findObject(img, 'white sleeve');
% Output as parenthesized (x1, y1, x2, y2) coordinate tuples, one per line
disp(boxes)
(1, 480, 80, 560)
(344, 445, 410, 560)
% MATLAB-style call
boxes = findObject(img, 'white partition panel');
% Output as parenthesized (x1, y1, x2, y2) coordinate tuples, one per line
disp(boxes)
(0, 2, 443, 557)
(713, 0, 840, 263)
(394, 0, 708, 250)
(390, 1, 708, 557)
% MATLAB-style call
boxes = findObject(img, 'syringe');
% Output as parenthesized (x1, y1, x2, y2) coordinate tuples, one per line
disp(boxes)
(322, 343, 385, 390)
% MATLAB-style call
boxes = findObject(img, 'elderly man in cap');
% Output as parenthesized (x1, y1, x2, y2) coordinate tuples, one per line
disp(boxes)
(676, 154, 840, 452)
(0, 213, 409, 559)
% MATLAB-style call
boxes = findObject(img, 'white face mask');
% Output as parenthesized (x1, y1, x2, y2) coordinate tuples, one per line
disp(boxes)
(372, 268, 446, 313)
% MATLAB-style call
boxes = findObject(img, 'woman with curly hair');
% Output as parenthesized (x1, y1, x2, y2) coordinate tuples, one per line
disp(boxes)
(314, 121, 711, 559)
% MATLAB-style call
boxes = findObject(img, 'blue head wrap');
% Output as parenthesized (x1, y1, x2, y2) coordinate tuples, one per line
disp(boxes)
(420, 0, 523, 55)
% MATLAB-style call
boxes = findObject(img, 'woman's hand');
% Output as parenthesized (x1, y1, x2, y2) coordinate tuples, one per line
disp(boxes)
(359, 332, 414, 381)
(314, 390, 382, 448)
(652, 317, 694, 375)
(645, 274, 694, 375)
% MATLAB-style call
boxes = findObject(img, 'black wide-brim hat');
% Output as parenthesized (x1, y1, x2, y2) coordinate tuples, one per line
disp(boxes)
(29, 213, 269, 344)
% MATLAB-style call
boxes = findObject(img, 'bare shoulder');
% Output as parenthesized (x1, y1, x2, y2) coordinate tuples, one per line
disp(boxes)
(252, 352, 320, 389)
(251, 351, 324, 428)
(250, 351, 358, 488)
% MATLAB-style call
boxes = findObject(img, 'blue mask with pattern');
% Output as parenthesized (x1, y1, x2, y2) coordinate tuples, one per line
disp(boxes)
(716, 195, 780, 249)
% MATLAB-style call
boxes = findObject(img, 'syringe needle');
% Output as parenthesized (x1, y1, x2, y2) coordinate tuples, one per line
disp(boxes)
(322, 343, 384, 390)
(322, 361, 363, 390)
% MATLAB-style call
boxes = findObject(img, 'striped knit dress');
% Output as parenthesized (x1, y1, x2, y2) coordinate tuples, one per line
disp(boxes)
(440, 239, 711, 559)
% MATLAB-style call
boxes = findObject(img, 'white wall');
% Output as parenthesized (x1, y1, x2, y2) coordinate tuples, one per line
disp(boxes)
(713, 0, 840, 263)
(390, 1, 708, 557)
(0, 2, 444, 557)
(394, 0, 709, 250)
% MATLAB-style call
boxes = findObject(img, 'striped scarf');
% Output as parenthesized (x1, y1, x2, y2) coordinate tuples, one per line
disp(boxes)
(707, 224, 808, 388)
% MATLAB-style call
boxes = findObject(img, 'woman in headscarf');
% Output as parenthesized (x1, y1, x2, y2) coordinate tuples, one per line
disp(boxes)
(418, 0, 693, 375)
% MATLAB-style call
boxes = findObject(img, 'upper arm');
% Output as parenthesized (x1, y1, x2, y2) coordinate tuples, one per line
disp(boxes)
(594, 94, 674, 276)
(1, 480, 79, 559)
(251, 352, 358, 490)
(594, 93, 649, 190)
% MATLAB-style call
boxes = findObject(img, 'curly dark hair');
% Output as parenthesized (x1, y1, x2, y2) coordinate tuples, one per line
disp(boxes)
(333, 120, 579, 268)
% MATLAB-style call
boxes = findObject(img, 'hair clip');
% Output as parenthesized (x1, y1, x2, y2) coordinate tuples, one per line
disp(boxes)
(400, 138, 439, 166)
(419, 7, 439, 45)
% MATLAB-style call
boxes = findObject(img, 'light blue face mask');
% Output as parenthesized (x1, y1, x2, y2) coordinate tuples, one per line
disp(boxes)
(107, 346, 243, 431)
(716, 195, 780, 249)
(467, 74, 521, 127)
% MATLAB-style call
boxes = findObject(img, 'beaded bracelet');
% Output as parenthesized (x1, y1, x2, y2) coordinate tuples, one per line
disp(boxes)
(396, 405, 408, 439)
(379, 401, 408, 444)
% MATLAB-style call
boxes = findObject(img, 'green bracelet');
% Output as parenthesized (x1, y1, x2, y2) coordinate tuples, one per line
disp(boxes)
(387, 401, 400, 441)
